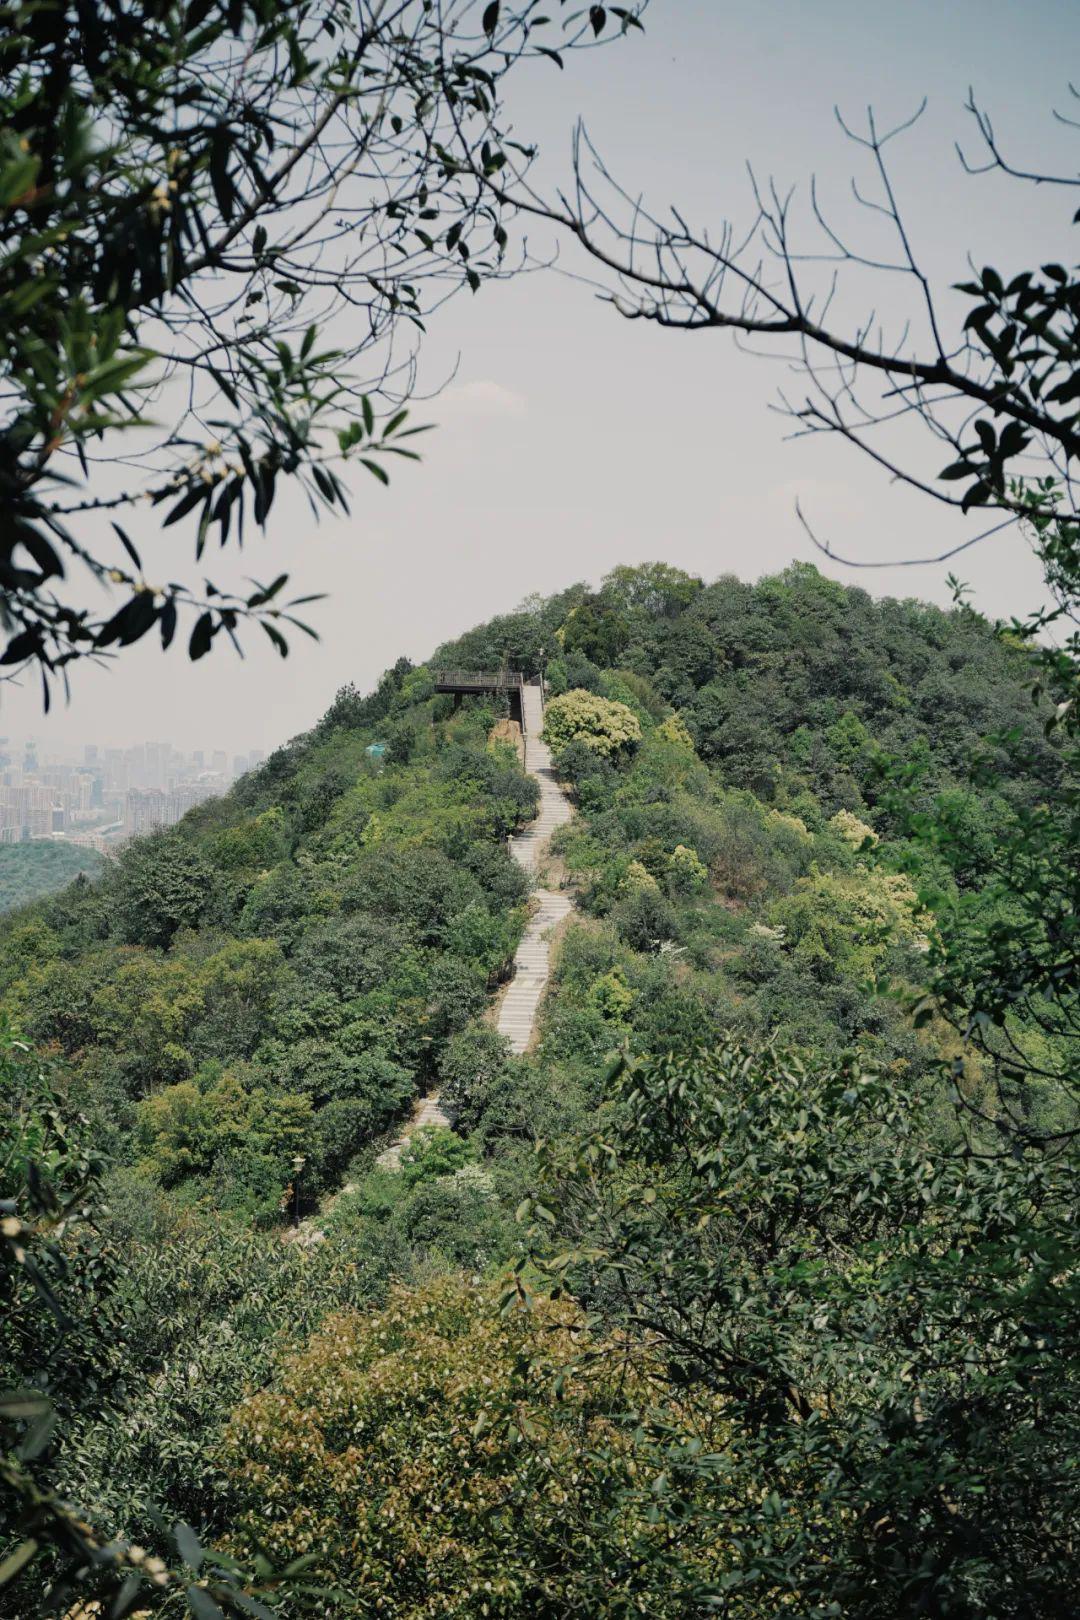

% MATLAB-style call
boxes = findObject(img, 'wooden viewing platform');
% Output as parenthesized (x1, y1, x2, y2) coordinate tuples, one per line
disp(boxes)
(432, 669, 533, 725)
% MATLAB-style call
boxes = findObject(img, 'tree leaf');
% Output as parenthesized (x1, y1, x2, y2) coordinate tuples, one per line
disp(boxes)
(108, 1573, 147, 1619)
(186, 1586, 225, 1620)
(174, 1521, 204, 1572)
(0, 1390, 51, 1421)
(163, 484, 208, 528)
(159, 597, 178, 650)
(189, 612, 215, 660)
(0, 1541, 38, 1589)
(111, 522, 143, 572)
(17, 1406, 56, 1461)
(260, 621, 289, 657)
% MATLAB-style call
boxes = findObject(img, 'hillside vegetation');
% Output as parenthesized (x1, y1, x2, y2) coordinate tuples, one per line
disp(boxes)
(0, 841, 104, 913)
(2, 564, 1077, 1619)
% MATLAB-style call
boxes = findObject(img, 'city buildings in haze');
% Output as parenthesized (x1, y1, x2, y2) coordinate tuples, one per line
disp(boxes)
(0, 737, 265, 850)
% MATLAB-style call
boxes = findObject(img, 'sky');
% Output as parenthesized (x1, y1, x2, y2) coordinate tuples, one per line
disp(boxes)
(6, 0, 1077, 756)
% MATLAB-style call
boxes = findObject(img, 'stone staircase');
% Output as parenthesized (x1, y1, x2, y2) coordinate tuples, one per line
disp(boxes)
(377, 680, 573, 1166)
(496, 683, 573, 1053)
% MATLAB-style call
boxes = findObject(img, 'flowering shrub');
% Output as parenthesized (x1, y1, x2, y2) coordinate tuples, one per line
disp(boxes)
(666, 844, 709, 895)
(541, 690, 641, 759)
(828, 808, 879, 848)
(655, 712, 694, 751)
(769, 866, 927, 983)
(620, 859, 659, 895)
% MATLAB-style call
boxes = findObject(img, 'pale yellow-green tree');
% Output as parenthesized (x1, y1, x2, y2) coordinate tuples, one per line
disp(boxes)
(542, 690, 642, 759)
(219, 1275, 711, 1618)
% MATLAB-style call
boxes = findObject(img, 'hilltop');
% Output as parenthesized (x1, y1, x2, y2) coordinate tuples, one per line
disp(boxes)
(2, 561, 1074, 1618)
(1, 563, 1056, 1202)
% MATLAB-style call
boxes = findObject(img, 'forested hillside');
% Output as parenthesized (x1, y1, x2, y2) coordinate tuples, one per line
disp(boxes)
(0, 678, 537, 1221)
(0, 842, 103, 913)
(3, 564, 1077, 1619)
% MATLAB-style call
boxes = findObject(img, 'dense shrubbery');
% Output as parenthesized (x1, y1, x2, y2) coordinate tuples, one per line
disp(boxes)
(221, 1276, 698, 1619)
(523, 1042, 1080, 1616)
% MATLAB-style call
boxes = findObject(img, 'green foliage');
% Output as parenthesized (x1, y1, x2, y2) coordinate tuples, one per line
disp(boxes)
(587, 964, 636, 1026)
(542, 688, 642, 758)
(221, 1276, 691, 1618)
(611, 880, 678, 953)
(472, 563, 1065, 1137)
(398, 1124, 477, 1187)
(107, 831, 215, 948)
(323, 1153, 513, 1273)
(0, 1021, 120, 1428)
(209, 806, 289, 873)
(666, 841, 708, 895)
(438, 1024, 514, 1134)
(529, 1043, 1080, 1616)
(890, 736, 1080, 1143)
(3, 557, 1075, 1620)
(600, 561, 704, 619)
(136, 1066, 311, 1218)
(432, 586, 588, 679)
(0, 691, 536, 1221)
(0, 843, 103, 913)
(0, 1024, 326, 1618)
(768, 865, 926, 985)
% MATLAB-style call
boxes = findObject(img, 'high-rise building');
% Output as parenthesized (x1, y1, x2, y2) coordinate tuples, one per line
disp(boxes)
(124, 779, 224, 838)
(0, 732, 259, 847)
(75, 768, 101, 811)
(0, 783, 56, 838)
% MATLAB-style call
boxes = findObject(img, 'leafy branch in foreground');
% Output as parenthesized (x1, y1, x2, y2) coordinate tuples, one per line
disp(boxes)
(522, 1042, 1080, 1617)
(0, 0, 644, 701)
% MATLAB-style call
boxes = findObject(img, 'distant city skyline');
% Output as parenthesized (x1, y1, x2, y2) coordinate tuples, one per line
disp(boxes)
(0, 734, 265, 850)
(0, 729, 270, 766)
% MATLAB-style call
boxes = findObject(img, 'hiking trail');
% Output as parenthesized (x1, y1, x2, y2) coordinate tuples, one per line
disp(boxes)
(375, 680, 572, 1169)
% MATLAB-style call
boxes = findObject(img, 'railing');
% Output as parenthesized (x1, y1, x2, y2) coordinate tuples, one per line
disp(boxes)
(431, 669, 537, 740)
(432, 669, 525, 690)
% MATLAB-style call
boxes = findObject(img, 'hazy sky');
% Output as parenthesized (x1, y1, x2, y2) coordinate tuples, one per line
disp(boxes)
(6, 0, 1077, 755)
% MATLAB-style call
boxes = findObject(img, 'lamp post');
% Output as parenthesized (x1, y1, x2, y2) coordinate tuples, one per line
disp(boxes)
(291, 1154, 306, 1227)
